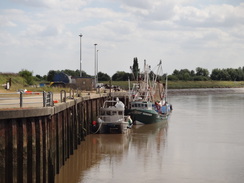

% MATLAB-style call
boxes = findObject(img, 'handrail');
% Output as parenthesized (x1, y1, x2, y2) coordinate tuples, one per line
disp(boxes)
(0, 91, 54, 108)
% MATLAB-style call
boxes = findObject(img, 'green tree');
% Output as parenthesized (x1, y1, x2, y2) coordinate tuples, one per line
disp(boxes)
(35, 74, 42, 81)
(172, 69, 192, 80)
(47, 70, 58, 81)
(131, 57, 140, 81)
(172, 69, 179, 76)
(168, 75, 179, 81)
(226, 68, 238, 81)
(182, 72, 191, 81)
(42, 75, 47, 81)
(178, 69, 192, 80)
(62, 69, 79, 77)
(112, 71, 132, 81)
(211, 68, 221, 80)
(18, 69, 34, 85)
(80, 70, 91, 77)
(236, 67, 244, 81)
(220, 69, 231, 80)
(61, 69, 90, 77)
(210, 68, 231, 80)
(98, 72, 110, 81)
(190, 70, 195, 77)
(196, 67, 209, 77)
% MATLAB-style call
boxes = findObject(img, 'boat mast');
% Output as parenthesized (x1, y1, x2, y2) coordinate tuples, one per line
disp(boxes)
(128, 77, 131, 101)
(152, 60, 162, 92)
(165, 74, 168, 102)
(144, 59, 151, 101)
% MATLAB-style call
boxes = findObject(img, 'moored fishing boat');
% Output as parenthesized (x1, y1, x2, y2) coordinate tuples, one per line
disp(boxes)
(128, 60, 172, 125)
(94, 97, 132, 133)
(129, 100, 163, 124)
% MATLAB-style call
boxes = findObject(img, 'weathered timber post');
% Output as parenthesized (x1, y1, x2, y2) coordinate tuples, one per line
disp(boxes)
(0, 121, 5, 183)
(5, 120, 13, 183)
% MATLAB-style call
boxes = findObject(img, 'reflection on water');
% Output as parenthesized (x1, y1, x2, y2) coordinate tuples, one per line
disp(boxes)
(55, 92, 244, 183)
(55, 122, 168, 183)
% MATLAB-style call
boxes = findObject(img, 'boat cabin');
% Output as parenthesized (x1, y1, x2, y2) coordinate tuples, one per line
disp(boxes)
(99, 99, 125, 123)
(130, 101, 153, 110)
(96, 98, 130, 134)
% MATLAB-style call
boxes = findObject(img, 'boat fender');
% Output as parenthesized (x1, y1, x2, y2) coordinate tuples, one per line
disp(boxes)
(92, 121, 97, 126)
(127, 116, 133, 128)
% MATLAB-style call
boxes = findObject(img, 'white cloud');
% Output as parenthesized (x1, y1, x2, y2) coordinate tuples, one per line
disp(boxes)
(174, 3, 244, 28)
(10, 0, 56, 8)
(0, 0, 244, 76)
(119, 0, 177, 21)
(118, 0, 154, 9)
(10, 0, 89, 9)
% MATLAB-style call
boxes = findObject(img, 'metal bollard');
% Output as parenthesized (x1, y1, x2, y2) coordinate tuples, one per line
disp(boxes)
(20, 91, 23, 108)
(60, 90, 66, 103)
(48, 92, 54, 106)
(43, 91, 46, 107)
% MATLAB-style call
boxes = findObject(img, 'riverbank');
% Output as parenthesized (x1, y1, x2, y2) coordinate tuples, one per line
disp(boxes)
(167, 80, 244, 89)
(1, 80, 244, 96)
(101, 80, 244, 90)
(1, 86, 244, 96)
(168, 88, 244, 95)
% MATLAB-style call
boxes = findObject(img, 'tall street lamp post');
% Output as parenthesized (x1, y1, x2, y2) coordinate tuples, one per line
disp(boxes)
(96, 49, 99, 84)
(94, 43, 97, 87)
(79, 34, 83, 77)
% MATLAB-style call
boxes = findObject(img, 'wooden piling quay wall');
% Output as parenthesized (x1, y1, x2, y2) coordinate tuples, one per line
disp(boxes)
(0, 95, 126, 183)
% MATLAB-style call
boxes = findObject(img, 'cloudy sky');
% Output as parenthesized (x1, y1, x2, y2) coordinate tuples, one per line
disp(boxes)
(1, 0, 244, 77)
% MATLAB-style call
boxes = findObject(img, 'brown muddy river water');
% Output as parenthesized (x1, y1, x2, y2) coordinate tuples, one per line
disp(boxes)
(55, 90, 244, 183)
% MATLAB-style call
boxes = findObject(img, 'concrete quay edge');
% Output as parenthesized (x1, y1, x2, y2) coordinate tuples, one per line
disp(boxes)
(0, 99, 82, 119)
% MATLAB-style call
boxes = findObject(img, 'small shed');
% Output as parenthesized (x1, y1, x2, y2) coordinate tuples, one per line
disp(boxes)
(73, 77, 94, 91)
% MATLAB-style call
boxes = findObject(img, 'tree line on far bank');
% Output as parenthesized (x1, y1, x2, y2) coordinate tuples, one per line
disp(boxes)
(169, 67, 244, 81)
(7, 65, 244, 86)
(42, 66, 244, 82)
